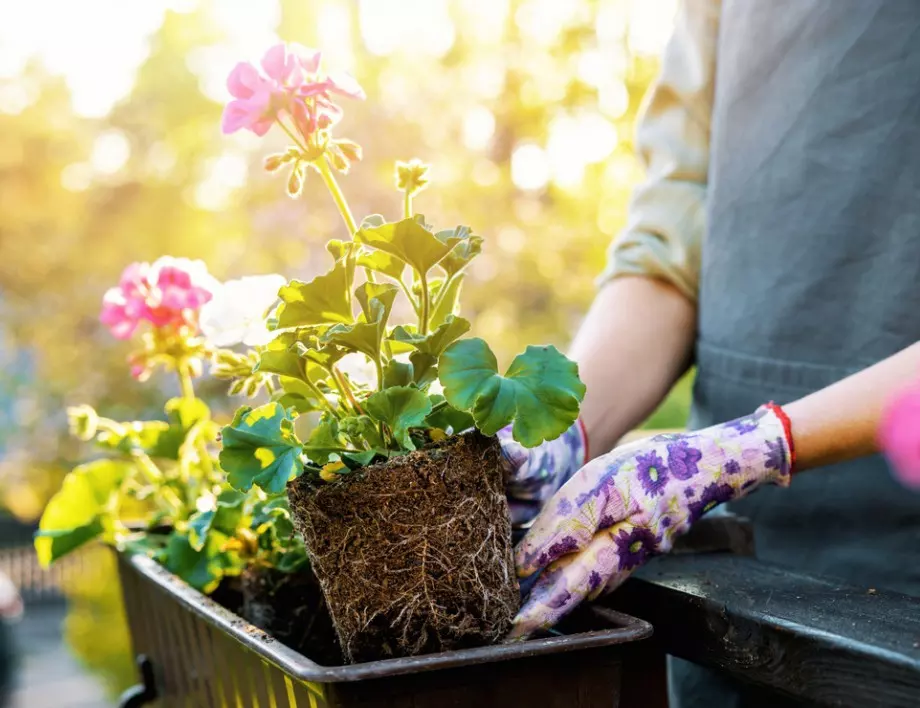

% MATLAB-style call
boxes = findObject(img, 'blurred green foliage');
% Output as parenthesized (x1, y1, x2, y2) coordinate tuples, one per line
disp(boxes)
(0, 0, 686, 692)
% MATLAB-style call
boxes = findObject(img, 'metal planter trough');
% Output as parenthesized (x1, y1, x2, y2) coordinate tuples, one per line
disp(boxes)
(116, 553, 660, 708)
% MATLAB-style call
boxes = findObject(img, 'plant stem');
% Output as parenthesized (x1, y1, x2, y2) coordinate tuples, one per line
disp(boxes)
(429, 398, 450, 416)
(307, 377, 343, 420)
(418, 270, 430, 335)
(317, 157, 359, 237)
(403, 191, 413, 219)
(331, 366, 363, 415)
(177, 360, 195, 400)
(374, 358, 385, 393)
(429, 273, 456, 318)
(396, 277, 421, 315)
(277, 120, 310, 153)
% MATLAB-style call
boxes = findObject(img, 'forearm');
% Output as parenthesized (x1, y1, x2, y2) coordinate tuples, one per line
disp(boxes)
(785, 342, 920, 472)
(569, 275, 696, 458)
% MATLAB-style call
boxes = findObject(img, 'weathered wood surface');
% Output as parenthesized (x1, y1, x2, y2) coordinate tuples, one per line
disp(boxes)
(607, 553, 920, 707)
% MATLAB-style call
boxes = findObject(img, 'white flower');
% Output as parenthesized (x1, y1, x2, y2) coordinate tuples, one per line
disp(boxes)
(200, 274, 287, 347)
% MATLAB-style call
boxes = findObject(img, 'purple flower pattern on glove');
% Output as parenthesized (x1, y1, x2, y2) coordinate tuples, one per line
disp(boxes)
(499, 420, 587, 526)
(636, 452, 668, 497)
(508, 405, 793, 639)
(667, 439, 702, 480)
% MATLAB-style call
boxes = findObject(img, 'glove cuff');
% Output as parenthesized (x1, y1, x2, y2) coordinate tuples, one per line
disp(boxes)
(763, 401, 796, 474)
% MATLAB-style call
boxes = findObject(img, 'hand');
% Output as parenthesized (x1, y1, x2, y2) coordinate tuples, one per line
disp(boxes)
(498, 420, 588, 527)
(510, 404, 794, 638)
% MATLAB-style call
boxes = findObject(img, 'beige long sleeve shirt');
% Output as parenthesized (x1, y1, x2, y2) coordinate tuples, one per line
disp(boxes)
(598, 0, 721, 303)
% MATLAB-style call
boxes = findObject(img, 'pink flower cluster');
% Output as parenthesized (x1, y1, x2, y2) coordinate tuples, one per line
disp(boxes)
(100, 257, 218, 340)
(879, 384, 920, 489)
(222, 43, 365, 139)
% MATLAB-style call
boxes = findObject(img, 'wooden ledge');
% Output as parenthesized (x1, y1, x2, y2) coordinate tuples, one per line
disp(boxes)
(605, 553, 920, 707)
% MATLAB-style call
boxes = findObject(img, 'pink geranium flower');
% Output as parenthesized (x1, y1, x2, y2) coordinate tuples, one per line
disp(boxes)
(221, 42, 364, 138)
(879, 383, 920, 489)
(100, 257, 218, 340)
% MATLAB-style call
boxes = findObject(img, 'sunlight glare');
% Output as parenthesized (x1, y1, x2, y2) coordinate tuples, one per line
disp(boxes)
(511, 143, 550, 192)
(628, 0, 678, 56)
(90, 130, 131, 175)
(463, 107, 496, 151)
(360, 0, 455, 58)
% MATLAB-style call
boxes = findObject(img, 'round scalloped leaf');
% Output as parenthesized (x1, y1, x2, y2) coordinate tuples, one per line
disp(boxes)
(439, 338, 585, 447)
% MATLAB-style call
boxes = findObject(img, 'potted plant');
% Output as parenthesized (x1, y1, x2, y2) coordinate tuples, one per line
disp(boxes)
(214, 43, 586, 663)
(36, 42, 657, 707)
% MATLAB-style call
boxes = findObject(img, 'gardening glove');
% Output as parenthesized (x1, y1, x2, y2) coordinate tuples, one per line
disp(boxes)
(498, 419, 589, 527)
(509, 403, 794, 639)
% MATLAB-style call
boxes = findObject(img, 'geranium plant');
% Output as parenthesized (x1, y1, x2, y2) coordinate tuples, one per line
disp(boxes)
(36, 258, 306, 593)
(216, 44, 586, 494)
(211, 42, 587, 662)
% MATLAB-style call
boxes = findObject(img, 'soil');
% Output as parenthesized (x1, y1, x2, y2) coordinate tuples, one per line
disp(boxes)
(287, 430, 519, 663)
(239, 565, 343, 666)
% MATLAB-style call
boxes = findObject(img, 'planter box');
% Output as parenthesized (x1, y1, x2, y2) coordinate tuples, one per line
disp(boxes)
(117, 553, 663, 708)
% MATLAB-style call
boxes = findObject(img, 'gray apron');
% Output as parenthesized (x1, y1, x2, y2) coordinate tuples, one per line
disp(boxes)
(669, 2, 920, 705)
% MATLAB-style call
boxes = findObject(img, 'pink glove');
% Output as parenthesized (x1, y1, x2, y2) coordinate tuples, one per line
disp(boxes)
(510, 403, 794, 638)
(498, 419, 589, 527)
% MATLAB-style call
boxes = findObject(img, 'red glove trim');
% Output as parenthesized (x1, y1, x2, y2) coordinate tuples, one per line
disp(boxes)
(577, 418, 590, 465)
(765, 401, 796, 474)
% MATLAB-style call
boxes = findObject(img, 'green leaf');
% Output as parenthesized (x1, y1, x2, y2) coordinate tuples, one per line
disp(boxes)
(410, 352, 439, 388)
(35, 459, 129, 566)
(425, 395, 475, 434)
(390, 315, 471, 357)
(187, 491, 245, 552)
(323, 283, 399, 361)
(276, 547, 309, 573)
(382, 360, 414, 388)
(355, 282, 399, 323)
(341, 450, 379, 469)
(365, 386, 433, 450)
(358, 249, 405, 280)
(435, 226, 483, 277)
(430, 275, 464, 329)
(220, 403, 304, 493)
(439, 338, 586, 447)
(250, 493, 293, 534)
(304, 414, 344, 465)
(355, 216, 463, 276)
(359, 214, 386, 229)
(276, 259, 355, 328)
(160, 531, 242, 593)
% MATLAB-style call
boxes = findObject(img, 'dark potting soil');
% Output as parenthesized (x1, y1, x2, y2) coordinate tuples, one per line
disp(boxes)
(287, 430, 520, 664)
(239, 565, 343, 666)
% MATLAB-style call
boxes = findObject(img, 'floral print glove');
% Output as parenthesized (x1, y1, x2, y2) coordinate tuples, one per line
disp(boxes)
(499, 420, 589, 527)
(509, 404, 794, 638)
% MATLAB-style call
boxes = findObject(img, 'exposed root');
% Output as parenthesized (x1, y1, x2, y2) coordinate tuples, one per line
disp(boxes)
(287, 431, 519, 663)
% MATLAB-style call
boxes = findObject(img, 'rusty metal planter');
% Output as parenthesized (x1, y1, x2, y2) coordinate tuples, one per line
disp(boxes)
(117, 552, 659, 708)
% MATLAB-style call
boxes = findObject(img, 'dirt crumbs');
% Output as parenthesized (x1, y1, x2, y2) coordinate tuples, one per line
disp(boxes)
(239, 565, 343, 665)
(288, 430, 519, 663)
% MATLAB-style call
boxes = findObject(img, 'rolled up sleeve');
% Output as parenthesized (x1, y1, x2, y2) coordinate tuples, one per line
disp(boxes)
(598, 0, 721, 303)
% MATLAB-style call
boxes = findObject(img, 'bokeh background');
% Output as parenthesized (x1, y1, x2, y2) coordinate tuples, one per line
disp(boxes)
(0, 0, 688, 703)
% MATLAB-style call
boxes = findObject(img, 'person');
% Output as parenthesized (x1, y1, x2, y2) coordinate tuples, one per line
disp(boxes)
(499, 1, 920, 705)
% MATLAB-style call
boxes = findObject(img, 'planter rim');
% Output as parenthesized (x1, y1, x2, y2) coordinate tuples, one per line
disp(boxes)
(125, 553, 653, 683)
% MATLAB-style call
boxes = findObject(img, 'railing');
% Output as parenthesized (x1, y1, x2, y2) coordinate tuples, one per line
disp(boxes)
(0, 543, 102, 603)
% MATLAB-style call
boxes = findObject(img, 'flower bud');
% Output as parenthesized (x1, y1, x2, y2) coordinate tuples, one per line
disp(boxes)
(263, 153, 290, 173)
(335, 140, 363, 164)
(326, 145, 350, 174)
(395, 159, 430, 196)
(286, 163, 305, 199)
(67, 405, 99, 442)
